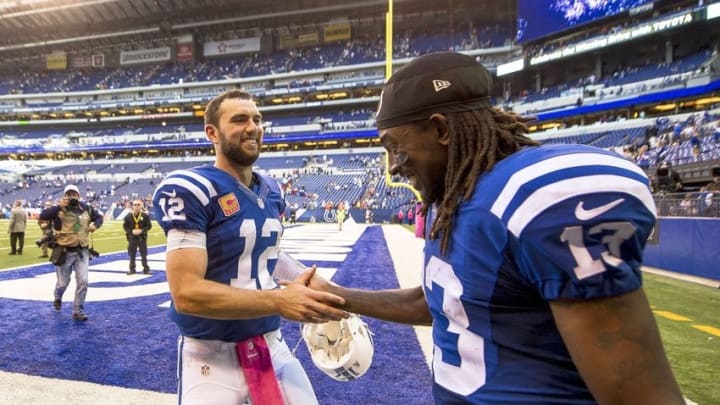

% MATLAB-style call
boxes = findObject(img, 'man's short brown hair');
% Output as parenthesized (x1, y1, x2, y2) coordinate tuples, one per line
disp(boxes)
(204, 89, 254, 127)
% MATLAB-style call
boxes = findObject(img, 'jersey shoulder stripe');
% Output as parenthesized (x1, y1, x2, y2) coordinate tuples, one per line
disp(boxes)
(505, 173, 656, 236)
(173, 169, 219, 199)
(490, 149, 647, 217)
(483, 145, 655, 236)
(152, 167, 219, 207)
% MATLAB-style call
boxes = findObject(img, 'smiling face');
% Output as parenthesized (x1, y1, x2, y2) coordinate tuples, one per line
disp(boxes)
(206, 97, 264, 168)
(379, 115, 450, 205)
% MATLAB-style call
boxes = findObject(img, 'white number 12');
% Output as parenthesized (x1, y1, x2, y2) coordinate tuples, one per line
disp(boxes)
(231, 218, 282, 290)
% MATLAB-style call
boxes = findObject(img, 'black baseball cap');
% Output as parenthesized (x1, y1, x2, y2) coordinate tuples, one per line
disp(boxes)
(375, 52, 493, 130)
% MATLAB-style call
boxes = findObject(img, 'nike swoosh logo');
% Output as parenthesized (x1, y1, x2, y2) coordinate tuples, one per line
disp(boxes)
(574, 198, 625, 221)
(161, 190, 177, 198)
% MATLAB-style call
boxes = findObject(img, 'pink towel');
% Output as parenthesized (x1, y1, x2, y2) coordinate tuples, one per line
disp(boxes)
(236, 335, 285, 405)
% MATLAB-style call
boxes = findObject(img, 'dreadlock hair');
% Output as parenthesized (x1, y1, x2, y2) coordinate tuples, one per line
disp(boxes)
(425, 107, 539, 254)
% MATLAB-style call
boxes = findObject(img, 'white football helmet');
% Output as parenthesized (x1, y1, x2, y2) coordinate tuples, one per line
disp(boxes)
(302, 313, 374, 381)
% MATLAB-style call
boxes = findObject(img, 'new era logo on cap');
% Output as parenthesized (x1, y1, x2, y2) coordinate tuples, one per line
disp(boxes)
(433, 80, 451, 92)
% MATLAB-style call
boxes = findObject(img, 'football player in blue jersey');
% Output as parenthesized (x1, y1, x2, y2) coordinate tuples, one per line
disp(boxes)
(152, 90, 348, 405)
(306, 52, 685, 404)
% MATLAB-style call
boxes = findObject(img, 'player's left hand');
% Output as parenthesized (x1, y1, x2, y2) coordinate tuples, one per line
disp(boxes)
(88, 223, 97, 233)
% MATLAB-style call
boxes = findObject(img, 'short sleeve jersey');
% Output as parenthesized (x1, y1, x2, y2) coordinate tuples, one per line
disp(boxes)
(153, 165, 286, 342)
(424, 144, 656, 404)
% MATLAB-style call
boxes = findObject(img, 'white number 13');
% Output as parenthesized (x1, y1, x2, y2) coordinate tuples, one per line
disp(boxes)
(425, 256, 487, 395)
(560, 221, 636, 280)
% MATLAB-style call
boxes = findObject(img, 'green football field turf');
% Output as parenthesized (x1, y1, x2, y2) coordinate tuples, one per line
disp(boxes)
(1, 219, 717, 404)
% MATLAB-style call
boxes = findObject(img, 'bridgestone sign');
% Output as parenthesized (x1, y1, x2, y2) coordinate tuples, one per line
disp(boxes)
(120, 47, 172, 65)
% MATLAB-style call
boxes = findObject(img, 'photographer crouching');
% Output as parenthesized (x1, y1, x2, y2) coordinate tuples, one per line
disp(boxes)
(39, 184, 103, 321)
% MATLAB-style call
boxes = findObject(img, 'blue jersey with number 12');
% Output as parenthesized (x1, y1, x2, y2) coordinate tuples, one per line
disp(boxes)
(153, 165, 286, 342)
(424, 144, 657, 404)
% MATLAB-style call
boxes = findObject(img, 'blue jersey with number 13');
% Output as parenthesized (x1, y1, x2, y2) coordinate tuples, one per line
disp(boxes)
(425, 144, 657, 404)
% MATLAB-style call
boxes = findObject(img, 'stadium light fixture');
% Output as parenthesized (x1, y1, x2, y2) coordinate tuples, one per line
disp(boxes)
(693, 96, 720, 106)
(540, 122, 562, 130)
(654, 103, 677, 111)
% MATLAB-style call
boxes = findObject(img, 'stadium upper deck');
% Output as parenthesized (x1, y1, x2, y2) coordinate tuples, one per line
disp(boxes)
(0, 0, 717, 180)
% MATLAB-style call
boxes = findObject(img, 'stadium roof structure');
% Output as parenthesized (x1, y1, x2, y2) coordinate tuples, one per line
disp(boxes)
(0, 0, 389, 48)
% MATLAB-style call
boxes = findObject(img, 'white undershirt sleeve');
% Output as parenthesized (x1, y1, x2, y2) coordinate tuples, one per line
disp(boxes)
(166, 229, 207, 252)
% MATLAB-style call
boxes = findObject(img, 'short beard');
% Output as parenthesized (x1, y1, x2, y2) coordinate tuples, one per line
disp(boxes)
(218, 131, 259, 167)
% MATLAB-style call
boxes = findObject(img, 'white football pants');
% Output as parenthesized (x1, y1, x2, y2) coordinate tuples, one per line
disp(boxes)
(178, 329, 319, 405)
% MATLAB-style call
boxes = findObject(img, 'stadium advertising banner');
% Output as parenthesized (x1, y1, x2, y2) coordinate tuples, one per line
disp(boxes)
(120, 47, 172, 65)
(516, 0, 656, 43)
(708, 2, 720, 20)
(71, 54, 106, 68)
(203, 37, 261, 57)
(324, 23, 351, 42)
(496, 57, 525, 76)
(93, 54, 105, 67)
(46, 51, 67, 70)
(529, 11, 695, 66)
(176, 42, 194, 63)
(279, 32, 319, 49)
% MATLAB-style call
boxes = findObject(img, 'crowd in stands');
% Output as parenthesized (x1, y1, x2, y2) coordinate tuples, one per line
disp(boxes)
(4, 107, 719, 220)
(0, 150, 419, 224)
(0, 24, 511, 95)
(510, 50, 714, 111)
(2, 3, 719, 220)
(624, 112, 720, 169)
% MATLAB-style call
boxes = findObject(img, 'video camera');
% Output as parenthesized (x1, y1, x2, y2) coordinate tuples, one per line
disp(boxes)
(88, 247, 101, 259)
(35, 233, 56, 249)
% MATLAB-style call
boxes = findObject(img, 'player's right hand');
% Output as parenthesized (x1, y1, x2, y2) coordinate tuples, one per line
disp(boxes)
(275, 267, 349, 323)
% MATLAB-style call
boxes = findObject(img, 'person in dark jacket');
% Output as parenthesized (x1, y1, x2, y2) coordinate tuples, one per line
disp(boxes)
(123, 199, 152, 275)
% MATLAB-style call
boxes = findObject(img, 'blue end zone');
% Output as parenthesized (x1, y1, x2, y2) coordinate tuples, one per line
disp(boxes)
(0, 247, 177, 392)
(0, 227, 433, 403)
